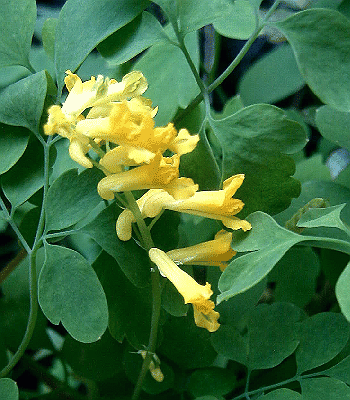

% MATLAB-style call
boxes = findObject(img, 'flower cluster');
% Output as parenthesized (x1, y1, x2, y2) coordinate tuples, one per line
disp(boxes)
(44, 70, 251, 333)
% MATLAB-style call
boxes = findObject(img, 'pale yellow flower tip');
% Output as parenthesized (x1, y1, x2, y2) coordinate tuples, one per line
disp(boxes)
(121, 70, 148, 98)
(193, 304, 220, 333)
(68, 138, 93, 169)
(139, 350, 164, 383)
(149, 248, 220, 332)
(169, 129, 200, 155)
(116, 209, 135, 241)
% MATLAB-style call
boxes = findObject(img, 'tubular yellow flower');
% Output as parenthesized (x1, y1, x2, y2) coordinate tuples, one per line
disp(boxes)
(77, 101, 198, 158)
(97, 153, 180, 200)
(62, 70, 147, 117)
(115, 182, 198, 241)
(99, 145, 156, 172)
(167, 229, 236, 271)
(149, 248, 220, 332)
(44, 70, 148, 157)
(44, 105, 93, 168)
(115, 175, 251, 235)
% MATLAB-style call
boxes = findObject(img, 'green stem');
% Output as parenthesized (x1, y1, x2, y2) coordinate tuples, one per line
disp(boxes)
(0, 197, 31, 253)
(124, 192, 163, 400)
(173, 0, 282, 125)
(0, 134, 53, 377)
(170, 13, 207, 95)
(0, 250, 38, 378)
(131, 269, 162, 400)
(232, 369, 328, 400)
(124, 191, 154, 250)
(88, 138, 105, 159)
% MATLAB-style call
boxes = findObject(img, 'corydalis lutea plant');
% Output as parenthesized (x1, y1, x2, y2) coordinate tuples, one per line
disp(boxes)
(2, 0, 350, 399)
(44, 69, 251, 334)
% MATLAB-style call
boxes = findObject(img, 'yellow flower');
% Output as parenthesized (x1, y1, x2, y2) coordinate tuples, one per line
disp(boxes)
(167, 229, 236, 271)
(115, 181, 198, 241)
(97, 153, 180, 200)
(116, 175, 251, 238)
(43, 71, 149, 168)
(138, 350, 164, 383)
(76, 101, 198, 157)
(149, 248, 220, 332)
(62, 70, 147, 117)
(44, 105, 93, 168)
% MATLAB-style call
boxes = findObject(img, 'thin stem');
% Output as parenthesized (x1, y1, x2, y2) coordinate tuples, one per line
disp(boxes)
(232, 369, 328, 400)
(131, 269, 162, 400)
(0, 197, 31, 253)
(0, 134, 53, 377)
(171, 17, 207, 95)
(45, 229, 80, 240)
(124, 191, 154, 251)
(174, 0, 282, 125)
(0, 250, 38, 378)
(124, 191, 163, 400)
(88, 138, 105, 159)
(148, 210, 165, 231)
(244, 369, 251, 399)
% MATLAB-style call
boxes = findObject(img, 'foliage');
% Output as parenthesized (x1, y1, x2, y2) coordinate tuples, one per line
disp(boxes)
(1, 0, 350, 399)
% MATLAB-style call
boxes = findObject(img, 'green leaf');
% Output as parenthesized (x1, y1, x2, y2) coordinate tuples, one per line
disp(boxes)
(1, 138, 44, 210)
(154, 0, 233, 35)
(134, 30, 200, 125)
(259, 388, 302, 400)
(316, 105, 350, 151)
(217, 278, 266, 326)
(276, 181, 350, 227)
(0, 0, 36, 69)
(45, 168, 103, 231)
(212, 303, 301, 370)
(0, 379, 18, 400)
(239, 44, 305, 105)
(274, 9, 350, 112)
(218, 212, 301, 302)
(0, 66, 31, 89)
(336, 261, 350, 322)
(219, 209, 350, 303)
(61, 330, 123, 381)
(301, 377, 350, 400)
(297, 204, 349, 234)
(93, 251, 152, 348)
(98, 12, 167, 65)
(0, 251, 53, 351)
(54, 0, 149, 88)
(210, 104, 308, 216)
(213, 0, 255, 40)
(0, 71, 47, 133)
(324, 355, 350, 385)
(158, 314, 217, 369)
(188, 367, 236, 398)
(295, 313, 350, 374)
(38, 243, 108, 343)
(268, 247, 320, 308)
(161, 280, 188, 317)
(42, 18, 58, 61)
(177, 0, 236, 35)
(80, 203, 150, 287)
(294, 154, 331, 183)
(0, 124, 30, 174)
